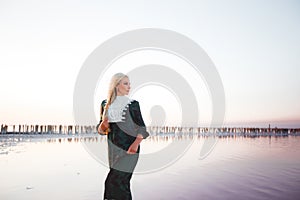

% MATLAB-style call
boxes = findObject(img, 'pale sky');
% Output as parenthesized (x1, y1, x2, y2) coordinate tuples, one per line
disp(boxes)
(0, 0, 300, 127)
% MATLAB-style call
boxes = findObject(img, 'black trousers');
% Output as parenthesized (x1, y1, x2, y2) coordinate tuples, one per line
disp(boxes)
(104, 168, 133, 200)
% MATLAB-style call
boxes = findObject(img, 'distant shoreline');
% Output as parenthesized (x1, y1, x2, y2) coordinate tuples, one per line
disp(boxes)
(1, 124, 300, 137)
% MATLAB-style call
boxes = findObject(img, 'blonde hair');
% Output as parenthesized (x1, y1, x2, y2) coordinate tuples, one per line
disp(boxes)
(106, 73, 128, 107)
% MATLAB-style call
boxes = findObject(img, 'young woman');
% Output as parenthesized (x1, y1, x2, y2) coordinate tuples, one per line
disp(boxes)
(97, 73, 149, 200)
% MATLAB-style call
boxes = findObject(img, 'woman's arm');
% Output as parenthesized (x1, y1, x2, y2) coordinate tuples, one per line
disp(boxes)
(129, 101, 150, 139)
(127, 101, 149, 154)
(97, 100, 108, 135)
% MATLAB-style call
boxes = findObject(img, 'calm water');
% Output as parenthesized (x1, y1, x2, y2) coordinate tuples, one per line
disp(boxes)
(0, 134, 300, 200)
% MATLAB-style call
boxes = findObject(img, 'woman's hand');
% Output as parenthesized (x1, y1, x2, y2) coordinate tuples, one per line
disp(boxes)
(97, 117, 109, 134)
(127, 134, 144, 154)
(127, 142, 139, 154)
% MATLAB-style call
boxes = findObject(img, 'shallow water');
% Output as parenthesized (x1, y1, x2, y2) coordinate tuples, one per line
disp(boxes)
(0, 134, 300, 200)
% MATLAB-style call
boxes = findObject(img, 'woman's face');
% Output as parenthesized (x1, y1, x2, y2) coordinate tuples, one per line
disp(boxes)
(116, 77, 131, 96)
